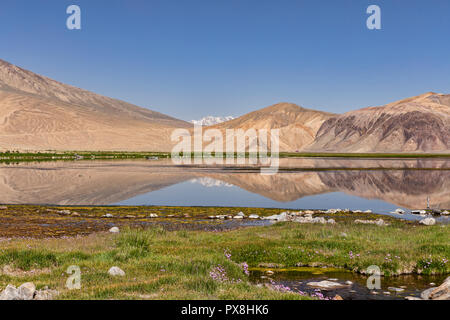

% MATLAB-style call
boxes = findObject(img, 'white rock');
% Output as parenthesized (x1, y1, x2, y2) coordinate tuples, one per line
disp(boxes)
(312, 217, 327, 224)
(327, 219, 336, 224)
(428, 276, 450, 300)
(149, 214, 158, 218)
(108, 266, 125, 277)
(388, 287, 405, 293)
(441, 211, 449, 216)
(0, 285, 19, 300)
(249, 214, 260, 219)
(405, 296, 422, 300)
(236, 212, 246, 217)
(18, 282, 36, 300)
(233, 215, 244, 219)
(103, 213, 113, 218)
(419, 218, 436, 226)
(364, 210, 372, 213)
(307, 280, 348, 290)
(34, 289, 58, 300)
(109, 227, 120, 233)
(355, 219, 388, 226)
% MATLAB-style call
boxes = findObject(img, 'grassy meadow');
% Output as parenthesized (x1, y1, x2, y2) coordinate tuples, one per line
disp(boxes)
(0, 211, 448, 300)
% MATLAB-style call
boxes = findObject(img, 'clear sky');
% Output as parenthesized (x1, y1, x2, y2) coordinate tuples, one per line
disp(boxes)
(1, 0, 450, 120)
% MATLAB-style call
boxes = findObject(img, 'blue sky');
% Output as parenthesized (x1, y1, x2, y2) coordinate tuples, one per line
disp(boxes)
(1, 0, 450, 120)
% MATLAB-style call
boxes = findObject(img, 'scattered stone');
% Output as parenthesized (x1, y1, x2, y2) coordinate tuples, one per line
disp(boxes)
(103, 213, 113, 218)
(109, 227, 120, 233)
(420, 287, 435, 300)
(411, 210, 427, 215)
(0, 285, 20, 300)
(208, 216, 216, 219)
(441, 211, 449, 216)
(0, 282, 54, 300)
(34, 288, 59, 300)
(327, 219, 336, 224)
(383, 292, 391, 295)
(388, 287, 405, 293)
(429, 282, 436, 286)
(354, 218, 388, 226)
(233, 215, 244, 219)
(353, 210, 362, 213)
(427, 276, 450, 300)
(57, 210, 71, 215)
(340, 232, 348, 238)
(307, 280, 348, 290)
(266, 270, 274, 275)
(345, 281, 353, 285)
(391, 208, 405, 215)
(236, 212, 246, 217)
(419, 217, 436, 226)
(364, 210, 372, 213)
(125, 215, 136, 219)
(249, 214, 260, 219)
(405, 296, 422, 300)
(71, 212, 80, 217)
(108, 266, 125, 277)
(17, 282, 36, 300)
(149, 214, 158, 218)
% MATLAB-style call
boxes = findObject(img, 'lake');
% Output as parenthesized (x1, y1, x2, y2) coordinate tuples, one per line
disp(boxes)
(0, 158, 448, 221)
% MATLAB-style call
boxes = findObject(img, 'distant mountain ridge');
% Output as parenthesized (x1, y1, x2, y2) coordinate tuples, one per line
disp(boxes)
(0, 59, 448, 153)
(211, 103, 335, 152)
(305, 92, 450, 153)
(0, 59, 189, 152)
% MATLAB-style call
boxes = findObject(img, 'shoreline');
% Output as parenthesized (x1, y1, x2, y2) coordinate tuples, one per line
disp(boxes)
(1, 151, 449, 163)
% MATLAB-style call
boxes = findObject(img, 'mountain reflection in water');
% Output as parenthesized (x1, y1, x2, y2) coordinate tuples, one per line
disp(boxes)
(0, 158, 448, 212)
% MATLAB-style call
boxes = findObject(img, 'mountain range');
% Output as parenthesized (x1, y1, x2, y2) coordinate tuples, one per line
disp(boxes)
(0, 59, 449, 153)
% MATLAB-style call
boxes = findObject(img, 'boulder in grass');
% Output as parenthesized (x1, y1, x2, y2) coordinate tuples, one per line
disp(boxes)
(109, 227, 120, 233)
(419, 218, 436, 226)
(108, 266, 126, 277)
(18, 282, 36, 300)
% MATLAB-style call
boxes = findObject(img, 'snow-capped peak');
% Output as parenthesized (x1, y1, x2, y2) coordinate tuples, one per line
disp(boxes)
(190, 116, 234, 126)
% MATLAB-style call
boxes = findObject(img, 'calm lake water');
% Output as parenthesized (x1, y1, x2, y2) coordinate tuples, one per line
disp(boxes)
(0, 158, 448, 220)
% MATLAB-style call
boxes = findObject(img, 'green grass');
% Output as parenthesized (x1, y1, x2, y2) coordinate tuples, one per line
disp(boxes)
(0, 218, 448, 300)
(1, 151, 449, 164)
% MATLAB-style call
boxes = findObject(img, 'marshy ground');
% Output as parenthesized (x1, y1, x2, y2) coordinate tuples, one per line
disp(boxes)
(0, 205, 448, 299)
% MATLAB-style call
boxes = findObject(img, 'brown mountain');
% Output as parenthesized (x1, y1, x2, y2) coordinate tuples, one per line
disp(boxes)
(305, 92, 450, 153)
(211, 103, 335, 152)
(0, 59, 190, 152)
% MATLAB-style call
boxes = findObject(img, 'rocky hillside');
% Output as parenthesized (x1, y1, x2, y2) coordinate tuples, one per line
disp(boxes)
(211, 103, 335, 152)
(305, 93, 450, 153)
(0, 59, 190, 152)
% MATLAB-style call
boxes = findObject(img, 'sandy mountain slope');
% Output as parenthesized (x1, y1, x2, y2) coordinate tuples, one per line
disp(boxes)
(0, 59, 190, 151)
(305, 92, 450, 153)
(209, 103, 334, 152)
